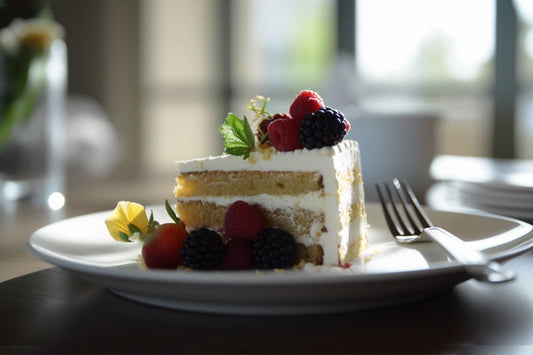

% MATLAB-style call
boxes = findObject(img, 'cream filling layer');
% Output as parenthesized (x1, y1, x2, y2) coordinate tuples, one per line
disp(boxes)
(178, 191, 328, 212)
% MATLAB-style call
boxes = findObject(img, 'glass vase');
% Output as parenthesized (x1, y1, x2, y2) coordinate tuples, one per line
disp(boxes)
(0, 39, 67, 210)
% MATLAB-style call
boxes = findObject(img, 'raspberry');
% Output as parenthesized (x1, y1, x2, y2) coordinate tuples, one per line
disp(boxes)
(257, 113, 291, 144)
(260, 113, 291, 134)
(299, 107, 347, 149)
(252, 228, 297, 269)
(289, 90, 325, 121)
(219, 239, 253, 270)
(224, 200, 264, 240)
(179, 228, 225, 270)
(344, 118, 351, 133)
(273, 112, 292, 120)
(267, 116, 304, 152)
(258, 118, 272, 138)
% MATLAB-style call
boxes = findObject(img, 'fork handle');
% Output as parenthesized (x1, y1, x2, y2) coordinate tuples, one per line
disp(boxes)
(421, 227, 515, 283)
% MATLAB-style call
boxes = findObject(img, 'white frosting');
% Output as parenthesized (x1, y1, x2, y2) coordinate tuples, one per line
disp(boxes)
(176, 140, 366, 265)
(176, 140, 359, 174)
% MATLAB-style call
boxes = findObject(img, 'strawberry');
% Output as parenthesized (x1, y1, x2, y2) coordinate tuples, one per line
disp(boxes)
(289, 90, 324, 121)
(224, 200, 264, 240)
(267, 116, 304, 152)
(142, 223, 188, 269)
(219, 239, 253, 270)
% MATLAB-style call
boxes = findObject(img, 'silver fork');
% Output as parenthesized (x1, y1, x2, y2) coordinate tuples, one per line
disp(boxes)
(376, 178, 515, 283)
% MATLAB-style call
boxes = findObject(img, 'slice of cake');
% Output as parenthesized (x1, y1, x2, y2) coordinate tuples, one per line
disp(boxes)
(174, 140, 367, 265)
(174, 91, 368, 266)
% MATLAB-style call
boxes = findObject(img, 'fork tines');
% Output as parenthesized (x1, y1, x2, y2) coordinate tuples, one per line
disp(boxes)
(376, 178, 433, 237)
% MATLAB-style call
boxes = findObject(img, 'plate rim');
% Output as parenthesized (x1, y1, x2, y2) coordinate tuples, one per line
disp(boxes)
(26, 203, 533, 314)
(27, 203, 533, 286)
(427, 182, 533, 222)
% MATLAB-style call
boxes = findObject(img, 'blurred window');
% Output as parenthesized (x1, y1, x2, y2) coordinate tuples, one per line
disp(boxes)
(141, 0, 532, 173)
(516, 0, 533, 158)
(232, 0, 496, 156)
(231, 0, 336, 113)
(357, 0, 493, 86)
(354, 0, 495, 157)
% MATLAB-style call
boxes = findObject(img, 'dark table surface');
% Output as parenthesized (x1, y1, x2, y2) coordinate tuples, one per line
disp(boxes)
(1, 252, 533, 354)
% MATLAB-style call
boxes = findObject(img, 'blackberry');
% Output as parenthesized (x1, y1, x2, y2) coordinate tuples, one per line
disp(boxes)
(299, 107, 347, 149)
(252, 228, 297, 269)
(179, 228, 225, 270)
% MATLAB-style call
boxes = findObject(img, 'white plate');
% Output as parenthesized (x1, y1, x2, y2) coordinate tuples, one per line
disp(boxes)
(427, 182, 533, 222)
(430, 155, 533, 191)
(452, 181, 533, 208)
(27, 203, 533, 315)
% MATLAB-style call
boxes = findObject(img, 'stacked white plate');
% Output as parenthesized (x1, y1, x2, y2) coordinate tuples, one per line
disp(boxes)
(427, 155, 533, 222)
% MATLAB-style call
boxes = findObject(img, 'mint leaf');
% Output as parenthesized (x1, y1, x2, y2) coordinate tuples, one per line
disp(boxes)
(165, 199, 181, 225)
(219, 113, 256, 159)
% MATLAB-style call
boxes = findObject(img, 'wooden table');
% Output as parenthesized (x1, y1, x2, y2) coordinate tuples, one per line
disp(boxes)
(1, 254, 532, 354)
(1, 177, 533, 353)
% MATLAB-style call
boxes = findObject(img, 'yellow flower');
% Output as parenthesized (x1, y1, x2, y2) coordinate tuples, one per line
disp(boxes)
(105, 201, 149, 242)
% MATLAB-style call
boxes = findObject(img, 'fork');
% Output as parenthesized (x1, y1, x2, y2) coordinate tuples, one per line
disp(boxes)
(376, 178, 515, 283)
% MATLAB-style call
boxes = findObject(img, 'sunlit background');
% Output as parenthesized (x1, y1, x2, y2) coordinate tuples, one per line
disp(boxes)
(3, 0, 533, 203)
(3, 0, 533, 283)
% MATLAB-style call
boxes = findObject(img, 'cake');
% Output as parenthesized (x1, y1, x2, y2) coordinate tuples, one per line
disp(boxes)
(174, 140, 367, 265)
(173, 91, 368, 266)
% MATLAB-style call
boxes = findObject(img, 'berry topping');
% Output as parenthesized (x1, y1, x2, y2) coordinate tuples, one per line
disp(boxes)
(261, 112, 291, 134)
(142, 223, 188, 269)
(180, 228, 225, 270)
(267, 115, 304, 152)
(252, 228, 297, 269)
(219, 239, 253, 270)
(299, 107, 347, 149)
(258, 118, 273, 141)
(272, 112, 292, 121)
(289, 90, 325, 121)
(224, 200, 264, 240)
(257, 112, 291, 145)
